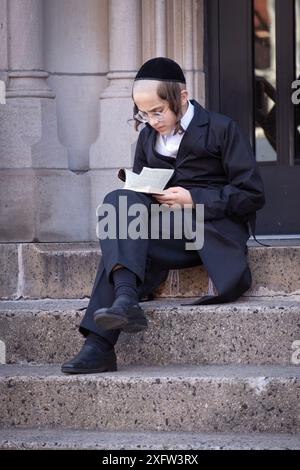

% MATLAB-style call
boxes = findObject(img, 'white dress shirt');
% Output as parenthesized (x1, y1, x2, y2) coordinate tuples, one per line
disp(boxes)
(155, 101, 194, 158)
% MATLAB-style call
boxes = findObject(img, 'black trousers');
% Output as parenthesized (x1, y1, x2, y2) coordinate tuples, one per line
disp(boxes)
(79, 189, 203, 346)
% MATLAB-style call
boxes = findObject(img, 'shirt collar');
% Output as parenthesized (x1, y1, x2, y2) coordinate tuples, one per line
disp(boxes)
(160, 100, 195, 143)
(180, 100, 194, 131)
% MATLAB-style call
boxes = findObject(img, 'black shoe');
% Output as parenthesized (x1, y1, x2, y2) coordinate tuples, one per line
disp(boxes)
(61, 342, 117, 374)
(94, 302, 148, 334)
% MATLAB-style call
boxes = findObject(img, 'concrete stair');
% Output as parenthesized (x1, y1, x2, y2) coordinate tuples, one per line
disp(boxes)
(1, 363, 300, 433)
(0, 297, 300, 366)
(1, 243, 300, 299)
(1, 429, 300, 450)
(1, 243, 300, 449)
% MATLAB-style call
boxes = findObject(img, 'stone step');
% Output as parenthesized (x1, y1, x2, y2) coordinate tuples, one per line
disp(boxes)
(1, 364, 299, 433)
(1, 243, 300, 300)
(1, 428, 300, 450)
(1, 297, 300, 366)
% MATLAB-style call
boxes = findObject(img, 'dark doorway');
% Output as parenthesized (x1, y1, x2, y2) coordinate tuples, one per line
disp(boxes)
(206, 0, 300, 235)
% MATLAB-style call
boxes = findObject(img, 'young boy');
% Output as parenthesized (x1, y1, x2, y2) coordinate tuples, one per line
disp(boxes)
(62, 57, 265, 375)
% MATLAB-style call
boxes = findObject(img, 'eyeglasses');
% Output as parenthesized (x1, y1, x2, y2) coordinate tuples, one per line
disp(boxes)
(134, 107, 169, 124)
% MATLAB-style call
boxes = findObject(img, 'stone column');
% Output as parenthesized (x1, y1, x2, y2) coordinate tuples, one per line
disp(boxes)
(192, 0, 205, 104)
(89, 0, 142, 239)
(6, 0, 54, 99)
(142, 0, 204, 101)
(0, 0, 77, 243)
(154, 0, 167, 56)
(44, 0, 109, 171)
(165, 0, 204, 102)
(90, 0, 141, 169)
(142, 0, 167, 60)
(3, 0, 67, 169)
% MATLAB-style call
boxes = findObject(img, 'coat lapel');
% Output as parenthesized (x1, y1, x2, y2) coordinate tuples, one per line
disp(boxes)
(144, 126, 175, 169)
(143, 100, 209, 169)
(175, 100, 209, 167)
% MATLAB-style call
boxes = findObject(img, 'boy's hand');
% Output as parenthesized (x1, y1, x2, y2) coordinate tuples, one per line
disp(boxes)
(152, 187, 195, 208)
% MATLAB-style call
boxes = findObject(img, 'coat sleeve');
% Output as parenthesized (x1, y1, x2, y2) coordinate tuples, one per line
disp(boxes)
(189, 119, 265, 221)
(132, 129, 148, 174)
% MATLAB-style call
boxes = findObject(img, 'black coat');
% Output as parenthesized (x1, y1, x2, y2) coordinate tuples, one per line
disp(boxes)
(132, 100, 265, 305)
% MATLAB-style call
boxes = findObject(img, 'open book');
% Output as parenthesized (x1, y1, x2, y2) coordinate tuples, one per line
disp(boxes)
(118, 167, 174, 195)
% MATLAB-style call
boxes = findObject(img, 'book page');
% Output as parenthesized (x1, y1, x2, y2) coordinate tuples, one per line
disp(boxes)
(122, 167, 174, 194)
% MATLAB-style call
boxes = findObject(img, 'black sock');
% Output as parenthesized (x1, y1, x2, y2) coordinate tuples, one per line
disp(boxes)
(112, 267, 139, 303)
(86, 332, 113, 352)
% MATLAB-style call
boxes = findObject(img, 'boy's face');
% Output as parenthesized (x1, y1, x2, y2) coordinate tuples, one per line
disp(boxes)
(133, 80, 188, 136)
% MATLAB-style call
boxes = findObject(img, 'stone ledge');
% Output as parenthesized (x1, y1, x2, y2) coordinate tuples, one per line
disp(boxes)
(1, 428, 300, 450)
(0, 297, 300, 366)
(0, 243, 99, 299)
(1, 243, 300, 300)
(0, 364, 299, 433)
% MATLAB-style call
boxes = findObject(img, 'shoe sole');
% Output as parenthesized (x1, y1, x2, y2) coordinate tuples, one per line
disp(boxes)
(94, 305, 148, 333)
(94, 311, 130, 330)
(61, 364, 117, 374)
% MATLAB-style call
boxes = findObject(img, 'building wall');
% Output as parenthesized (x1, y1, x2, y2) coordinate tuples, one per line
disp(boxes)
(0, 0, 205, 242)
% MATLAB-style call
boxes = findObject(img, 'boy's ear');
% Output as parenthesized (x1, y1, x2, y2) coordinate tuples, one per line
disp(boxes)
(181, 89, 189, 105)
